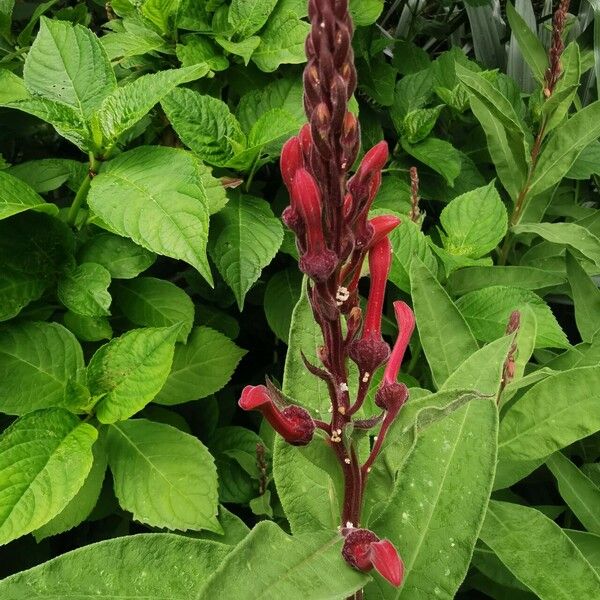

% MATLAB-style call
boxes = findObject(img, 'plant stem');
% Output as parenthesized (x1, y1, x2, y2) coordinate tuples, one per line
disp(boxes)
(67, 152, 98, 227)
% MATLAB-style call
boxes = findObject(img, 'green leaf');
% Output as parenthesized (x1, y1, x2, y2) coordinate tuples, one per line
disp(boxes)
(547, 452, 600, 535)
(88, 146, 212, 284)
(162, 88, 246, 167)
(498, 366, 600, 466)
(566, 251, 600, 342)
(176, 35, 229, 72)
(479, 501, 600, 599)
(78, 232, 156, 279)
(0, 170, 57, 220)
(0, 408, 97, 546)
(34, 436, 107, 540)
(567, 141, 600, 179)
(252, 9, 310, 72)
(208, 194, 283, 309)
(0, 321, 84, 415)
(95, 66, 208, 149)
(229, 0, 278, 37)
(0, 533, 231, 598)
(529, 101, 600, 197)
(141, 0, 181, 35)
(63, 312, 113, 343)
(400, 106, 443, 144)
(9, 158, 86, 193)
(113, 277, 194, 343)
(155, 326, 246, 405)
(194, 159, 229, 215)
(198, 521, 369, 598)
(565, 530, 600, 571)
(349, 0, 383, 25)
(402, 137, 462, 186)
(57, 262, 112, 318)
(88, 326, 178, 424)
(0, 0, 13, 40)
(106, 418, 220, 532)
(456, 286, 569, 349)
(410, 257, 479, 388)
(440, 182, 508, 258)
(506, 1, 548, 82)
(264, 268, 302, 342)
(368, 398, 497, 599)
(24, 18, 115, 118)
(215, 35, 260, 65)
(102, 17, 168, 60)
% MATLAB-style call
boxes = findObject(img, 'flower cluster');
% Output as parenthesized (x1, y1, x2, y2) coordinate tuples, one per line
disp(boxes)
(238, 0, 415, 590)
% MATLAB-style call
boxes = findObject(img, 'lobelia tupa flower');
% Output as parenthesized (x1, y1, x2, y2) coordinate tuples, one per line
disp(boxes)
(238, 0, 414, 593)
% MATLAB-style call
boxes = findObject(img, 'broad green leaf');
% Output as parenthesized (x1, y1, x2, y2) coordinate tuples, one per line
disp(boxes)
(162, 88, 246, 167)
(402, 137, 462, 186)
(0, 533, 231, 598)
(252, 9, 310, 72)
(546, 452, 600, 535)
(78, 232, 155, 279)
(513, 222, 600, 268)
(95, 65, 208, 149)
(0, 0, 13, 39)
(399, 106, 443, 144)
(0, 409, 97, 545)
(9, 158, 86, 193)
(566, 251, 600, 342)
(208, 194, 283, 309)
(113, 277, 194, 343)
(456, 286, 569, 349)
(359, 56, 397, 107)
(264, 268, 302, 341)
(410, 257, 479, 388)
(0, 170, 57, 219)
(88, 146, 212, 284)
(34, 436, 107, 540)
(0, 321, 84, 415)
(387, 217, 437, 294)
(442, 335, 513, 396)
(102, 17, 168, 60)
(176, 35, 229, 72)
(88, 326, 178, 424)
(567, 141, 600, 179)
(498, 366, 600, 467)
(565, 530, 600, 571)
(24, 18, 115, 118)
(350, 0, 383, 25)
(141, 0, 180, 34)
(63, 312, 113, 342)
(529, 101, 600, 197)
(447, 266, 565, 296)
(480, 501, 600, 599)
(194, 159, 228, 214)
(440, 182, 508, 258)
(155, 326, 246, 405)
(198, 521, 369, 598)
(229, 0, 278, 37)
(368, 398, 498, 599)
(106, 418, 220, 532)
(215, 35, 260, 65)
(506, 1, 548, 82)
(57, 262, 112, 318)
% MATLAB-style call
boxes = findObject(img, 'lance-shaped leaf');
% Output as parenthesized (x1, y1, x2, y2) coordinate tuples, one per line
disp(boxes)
(480, 501, 600, 599)
(106, 419, 220, 532)
(566, 251, 600, 342)
(0, 170, 57, 220)
(0, 533, 232, 598)
(0, 409, 97, 546)
(88, 146, 212, 284)
(88, 326, 178, 424)
(198, 521, 369, 598)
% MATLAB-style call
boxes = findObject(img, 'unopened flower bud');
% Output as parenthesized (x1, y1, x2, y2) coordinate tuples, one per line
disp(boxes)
(281, 137, 304, 189)
(368, 215, 401, 248)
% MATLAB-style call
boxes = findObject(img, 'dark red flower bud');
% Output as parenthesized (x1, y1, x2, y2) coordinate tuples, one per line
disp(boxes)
(342, 528, 404, 587)
(299, 123, 313, 157)
(239, 385, 315, 446)
(368, 215, 401, 248)
(375, 381, 408, 414)
(281, 137, 304, 189)
(292, 169, 338, 281)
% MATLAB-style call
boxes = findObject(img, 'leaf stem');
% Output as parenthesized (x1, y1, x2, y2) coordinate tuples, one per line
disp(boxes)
(67, 152, 98, 227)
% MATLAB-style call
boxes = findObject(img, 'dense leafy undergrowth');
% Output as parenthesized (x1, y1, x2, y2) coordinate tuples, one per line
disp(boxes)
(0, 0, 599, 598)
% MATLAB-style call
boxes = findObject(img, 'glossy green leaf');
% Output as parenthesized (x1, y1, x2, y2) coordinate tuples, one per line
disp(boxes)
(0, 321, 84, 415)
(368, 398, 498, 599)
(113, 277, 194, 343)
(0, 533, 231, 598)
(198, 521, 369, 598)
(546, 452, 600, 535)
(0, 408, 97, 545)
(411, 257, 479, 388)
(480, 501, 600, 599)
(565, 530, 600, 571)
(57, 262, 112, 318)
(88, 146, 212, 284)
(63, 312, 112, 343)
(456, 286, 569, 349)
(229, 0, 278, 37)
(155, 326, 246, 405)
(264, 268, 302, 342)
(88, 326, 178, 424)
(8, 158, 86, 193)
(402, 137, 462, 186)
(106, 418, 220, 532)
(0, 170, 57, 220)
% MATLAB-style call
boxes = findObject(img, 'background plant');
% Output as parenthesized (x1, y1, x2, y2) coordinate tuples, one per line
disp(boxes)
(0, 0, 598, 598)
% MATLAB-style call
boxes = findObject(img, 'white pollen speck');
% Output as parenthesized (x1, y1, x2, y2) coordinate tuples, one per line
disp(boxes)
(346, 521, 353, 528)
(340, 382, 349, 392)
(344, 458, 351, 464)
(362, 372, 370, 382)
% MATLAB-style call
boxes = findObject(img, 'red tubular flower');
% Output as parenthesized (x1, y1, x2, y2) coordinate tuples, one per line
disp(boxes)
(292, 169, 338, 281)
(239, 385, 315, 446)
(368, 215, 401, 248)
(281, 137, 304, 190)
(348, 237, 392, 375)
(342, 528, 404, 587)
(383, 301, 415, 385)
(347, 141, 388, 207)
